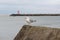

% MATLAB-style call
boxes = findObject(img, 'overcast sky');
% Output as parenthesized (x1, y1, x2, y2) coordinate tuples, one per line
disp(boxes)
(0, 0, 60, 14)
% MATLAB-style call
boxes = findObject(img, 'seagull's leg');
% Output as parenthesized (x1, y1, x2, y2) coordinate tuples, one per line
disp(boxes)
(28, 22, 31, 26)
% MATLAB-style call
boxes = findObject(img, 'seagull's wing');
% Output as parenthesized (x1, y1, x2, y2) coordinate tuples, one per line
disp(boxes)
(30, 19, 36, 22)
(30, 19, 33, 22)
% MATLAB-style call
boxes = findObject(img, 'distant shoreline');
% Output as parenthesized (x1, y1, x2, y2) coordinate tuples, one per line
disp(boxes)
(10, 14, 60, 16)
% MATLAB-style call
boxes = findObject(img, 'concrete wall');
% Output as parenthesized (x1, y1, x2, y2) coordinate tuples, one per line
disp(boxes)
(14, 25, 60, 40)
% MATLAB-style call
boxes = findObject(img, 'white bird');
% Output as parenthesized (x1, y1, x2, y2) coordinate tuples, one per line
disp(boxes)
(25, 17, 36, 25)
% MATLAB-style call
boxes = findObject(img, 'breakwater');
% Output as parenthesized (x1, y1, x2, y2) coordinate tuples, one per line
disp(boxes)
(10, 14, 60, 16)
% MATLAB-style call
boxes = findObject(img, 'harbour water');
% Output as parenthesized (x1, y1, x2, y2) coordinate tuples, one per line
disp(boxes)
(0, 15, 60, 40)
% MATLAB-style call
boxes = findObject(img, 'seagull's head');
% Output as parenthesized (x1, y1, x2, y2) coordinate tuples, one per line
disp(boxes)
(25, 17, 29, 19)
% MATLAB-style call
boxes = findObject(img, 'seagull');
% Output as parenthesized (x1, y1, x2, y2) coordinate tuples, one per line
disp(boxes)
(25, 17, 36, 25)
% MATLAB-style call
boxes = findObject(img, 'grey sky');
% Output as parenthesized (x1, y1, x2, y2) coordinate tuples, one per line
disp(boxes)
(0, 0, 60, 14)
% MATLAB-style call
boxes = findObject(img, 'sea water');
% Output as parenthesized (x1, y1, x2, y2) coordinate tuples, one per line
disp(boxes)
(0, 15, 60, 40)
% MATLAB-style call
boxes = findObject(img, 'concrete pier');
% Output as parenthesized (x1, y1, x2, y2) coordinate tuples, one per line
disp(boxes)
(14, 25, 60, 40)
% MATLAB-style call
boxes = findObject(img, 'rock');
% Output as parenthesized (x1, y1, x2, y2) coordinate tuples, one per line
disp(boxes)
(14, 25, 60, 40)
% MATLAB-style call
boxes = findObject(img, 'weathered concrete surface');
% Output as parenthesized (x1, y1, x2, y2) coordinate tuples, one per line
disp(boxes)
(14, 25, 60, 40)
